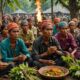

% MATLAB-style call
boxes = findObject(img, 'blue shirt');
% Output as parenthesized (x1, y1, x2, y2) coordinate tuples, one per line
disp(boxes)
(0, 37, 30, 62)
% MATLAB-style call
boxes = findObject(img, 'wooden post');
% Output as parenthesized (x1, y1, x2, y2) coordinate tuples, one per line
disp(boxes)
(51, 0, 53, 21)
(0, 0, 3, 21)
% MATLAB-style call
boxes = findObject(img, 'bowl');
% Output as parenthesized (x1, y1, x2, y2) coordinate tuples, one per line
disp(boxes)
(38, 66, 69, 79)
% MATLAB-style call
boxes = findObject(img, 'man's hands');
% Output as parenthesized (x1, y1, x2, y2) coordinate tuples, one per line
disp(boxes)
(47, 46, 57, 54)
(25, 41, 32, 46)
(39, 59, 55, 65)
(37, 46, 58, 58)
(18, 55, 27, 62)
(14, 54, 27, 62)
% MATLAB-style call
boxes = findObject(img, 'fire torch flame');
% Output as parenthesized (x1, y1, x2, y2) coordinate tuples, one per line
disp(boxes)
(35, 0, 42, 22)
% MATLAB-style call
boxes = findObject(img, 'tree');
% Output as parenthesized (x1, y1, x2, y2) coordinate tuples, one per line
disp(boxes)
(0, 0, 21, 20)
(19, 0, 31, 12)
(30, 0, 80, 19)
(56, 0, 80, 18)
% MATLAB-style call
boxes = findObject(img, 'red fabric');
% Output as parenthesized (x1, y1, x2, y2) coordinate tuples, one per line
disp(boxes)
(7, 22, 19, 31)
(54, 18, 60, 24)
(41, 20, 53, 29)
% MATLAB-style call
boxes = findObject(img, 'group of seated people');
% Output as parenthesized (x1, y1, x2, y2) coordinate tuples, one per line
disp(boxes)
(0, 17, 80, 76)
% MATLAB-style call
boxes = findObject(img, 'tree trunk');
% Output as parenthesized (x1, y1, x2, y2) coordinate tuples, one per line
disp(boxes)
(70, 10, 79, 19)
(69, 0, 79, 19)
(0, 0, 3, 21)
(51, 0, 54, 21)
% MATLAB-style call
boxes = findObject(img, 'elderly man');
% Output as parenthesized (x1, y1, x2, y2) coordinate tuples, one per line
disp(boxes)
(31, 20, 64, 68)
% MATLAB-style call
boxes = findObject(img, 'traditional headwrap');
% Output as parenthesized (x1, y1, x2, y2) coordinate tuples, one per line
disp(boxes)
(7, 22, 19, 31)
(69, 21, 76, 26)
(21, 20, 28, 26)
(41, 20, 53, 30)
(58, 21, 68, 28)
(54, 17, 61, 24)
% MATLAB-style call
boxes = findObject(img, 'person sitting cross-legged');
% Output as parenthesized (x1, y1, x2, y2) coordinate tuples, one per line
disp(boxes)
(55, 21, 78, 58)
(31, 20, 65, 69)
(0, 22, 33, 68)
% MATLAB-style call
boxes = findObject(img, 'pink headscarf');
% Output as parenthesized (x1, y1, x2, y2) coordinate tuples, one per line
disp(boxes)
(54, 18, 61, 24)
(41, 20, 53, 30)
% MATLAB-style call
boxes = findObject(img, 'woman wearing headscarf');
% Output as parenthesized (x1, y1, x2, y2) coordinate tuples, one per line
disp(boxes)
(0, 22, 31, 64)
(55, 21, 78, 58)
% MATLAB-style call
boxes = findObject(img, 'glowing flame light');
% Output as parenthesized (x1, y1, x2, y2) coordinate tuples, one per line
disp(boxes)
(35, 0, 42, 22)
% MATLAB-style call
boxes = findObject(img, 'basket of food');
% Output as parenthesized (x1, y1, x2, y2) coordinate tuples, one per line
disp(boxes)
(38, 66, 69, 79)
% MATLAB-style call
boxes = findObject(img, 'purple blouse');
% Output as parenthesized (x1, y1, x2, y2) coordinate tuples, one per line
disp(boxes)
(55, 32, 77, 52)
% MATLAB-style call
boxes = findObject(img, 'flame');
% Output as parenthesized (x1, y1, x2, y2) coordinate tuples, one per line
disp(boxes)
(35, 0, 42, 22)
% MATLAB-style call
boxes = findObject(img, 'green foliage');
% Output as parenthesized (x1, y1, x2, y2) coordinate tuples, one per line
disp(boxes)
(3, 0, 54, 13)
(14, 0, 21, 8)
(69, 64, 80, 78)
(0, 0, 21, 13)
(62, 55, 73, 66)
(42, 0, 51, 10)
(19, 0, 31, 12)
(9, 63, 41, 80)
(62, 55, 80, 78)
(8, 2, 16, 11)
(56, 0, 80, 10)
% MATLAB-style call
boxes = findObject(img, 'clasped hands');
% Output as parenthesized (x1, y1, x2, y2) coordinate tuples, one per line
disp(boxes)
(15, 54, 27, 62)
(47, 46, 58, 54)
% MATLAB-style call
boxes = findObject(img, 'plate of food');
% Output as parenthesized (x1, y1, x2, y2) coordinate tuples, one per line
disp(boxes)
(38, 66, 69, 79)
